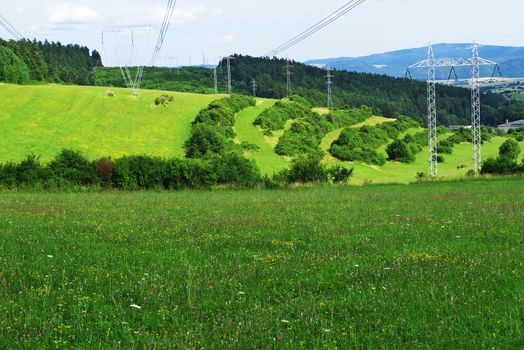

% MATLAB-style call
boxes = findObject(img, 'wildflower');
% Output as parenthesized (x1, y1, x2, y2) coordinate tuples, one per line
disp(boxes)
(130, 304, 142, 309)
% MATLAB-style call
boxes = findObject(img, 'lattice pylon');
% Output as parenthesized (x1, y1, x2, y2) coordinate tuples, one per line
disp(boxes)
(326, 67, 334, 110)
(471, 43, 482, 175)
(227, 57, 232, 94)
(427, 45, 438, 178)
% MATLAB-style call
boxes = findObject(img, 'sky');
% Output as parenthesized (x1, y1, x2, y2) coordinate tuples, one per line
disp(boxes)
(1, 0, 524, 66)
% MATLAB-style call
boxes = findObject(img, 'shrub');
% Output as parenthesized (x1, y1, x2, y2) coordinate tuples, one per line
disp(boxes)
(254, 100, 313, 131)
(387, 138, 415, 163)
(284, 156, 329, 184)
(112, 156, 167, 190)
(97, 157, 114, 187)
(275, 120, 325, 158)
(288, 95, 312, 109)
(327, 165, 354, 184)
(154, 94, 174, 106)
(164, 158, 216, 189)
(499, 139, 521, 160)
(240, 142, 260, 152)
(0, 162, 19, 188)
(481, 157, 519, 175)
(15, 155, 49, 187)
(210, 152, 261, 186)
(48, 149, 97, 186)
(327, 106, 373, 128)
(329, 127, 386, 165)
(185, 124, 232, 158)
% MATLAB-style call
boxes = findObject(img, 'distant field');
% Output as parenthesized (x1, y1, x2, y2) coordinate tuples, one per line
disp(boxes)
(0, 84, 221, 162)
(1, 178, 523, 348)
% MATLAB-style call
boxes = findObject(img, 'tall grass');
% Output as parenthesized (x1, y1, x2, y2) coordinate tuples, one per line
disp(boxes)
(0, 178, 523, 348)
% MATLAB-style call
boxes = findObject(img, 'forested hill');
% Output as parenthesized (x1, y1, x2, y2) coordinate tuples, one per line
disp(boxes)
(0, 39, 102, 85)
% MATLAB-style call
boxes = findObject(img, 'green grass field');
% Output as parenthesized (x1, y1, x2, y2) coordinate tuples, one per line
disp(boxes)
(1, 178, 523, 348)
(0, 83, 221, 162)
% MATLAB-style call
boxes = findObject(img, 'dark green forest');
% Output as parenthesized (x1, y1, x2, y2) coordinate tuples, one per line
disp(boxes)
(0, 38, 101, 85)
(94, 55, 524, 127)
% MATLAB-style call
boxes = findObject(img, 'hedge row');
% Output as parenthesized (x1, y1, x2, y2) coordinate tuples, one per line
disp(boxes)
(438, 127, 493, 155)
(330, 116, 420, 165)
(254, 99, 314, 131)
(185, 94, 256, 158)
(0, 150, 263, 190)
(0, 150, 355, 190)
(387, 131, 427, 164)
(275, 106, 374, 158)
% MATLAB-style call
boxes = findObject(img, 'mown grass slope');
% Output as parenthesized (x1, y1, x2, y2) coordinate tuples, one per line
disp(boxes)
(0, 178, 523, 348)
(0, 84, 222, 162)
(234, 99, 289, 175)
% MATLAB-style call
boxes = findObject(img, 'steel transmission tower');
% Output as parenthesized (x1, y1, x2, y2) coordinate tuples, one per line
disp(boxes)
(427, 45, 438, 177)
(226, 56, 232, 94)
(471, 43, 482, 175)
(406, 43, 501, 177)
(252, 79, 257, 97)
(285, 60, 293, 97)
(214, 66, 218, 94)
(326, 67, 334, 110)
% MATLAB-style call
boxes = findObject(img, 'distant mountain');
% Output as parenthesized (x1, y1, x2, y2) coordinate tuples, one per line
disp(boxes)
(305, 43, 524, 79)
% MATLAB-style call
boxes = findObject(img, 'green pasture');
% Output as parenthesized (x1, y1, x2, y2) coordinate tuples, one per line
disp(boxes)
(0, 83, 221, 162)
(0, 178, 523, 348)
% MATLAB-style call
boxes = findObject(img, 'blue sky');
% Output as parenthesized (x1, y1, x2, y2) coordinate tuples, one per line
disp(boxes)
(1, 0, 524, 65)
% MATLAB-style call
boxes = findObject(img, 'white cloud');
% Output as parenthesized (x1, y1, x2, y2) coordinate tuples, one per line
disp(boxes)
(49, 4, 99, 24)
(173, 6, 206, 23)
(213, 34, 237, 44)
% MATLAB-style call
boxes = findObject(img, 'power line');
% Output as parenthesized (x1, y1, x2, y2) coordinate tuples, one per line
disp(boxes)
(0, 14, 24, 40)
(134, 0, 177, 96)
(264, 0, 368, 57)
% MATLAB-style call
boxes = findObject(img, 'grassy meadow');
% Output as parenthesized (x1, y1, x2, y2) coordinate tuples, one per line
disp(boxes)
(0, 83, 221, 162)
(0, 178, 523, 348)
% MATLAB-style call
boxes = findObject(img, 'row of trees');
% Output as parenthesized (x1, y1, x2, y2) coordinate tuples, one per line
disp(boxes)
(0, 39, 102, 85)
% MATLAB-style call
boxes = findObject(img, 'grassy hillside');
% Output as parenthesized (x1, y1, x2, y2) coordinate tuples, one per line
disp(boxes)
(1, 178, 523, 348)
(234, 99, 290, 175)
(236, 103, 523, 183)
(0, 84, 222, 162)
(1, 84, 522, 184)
